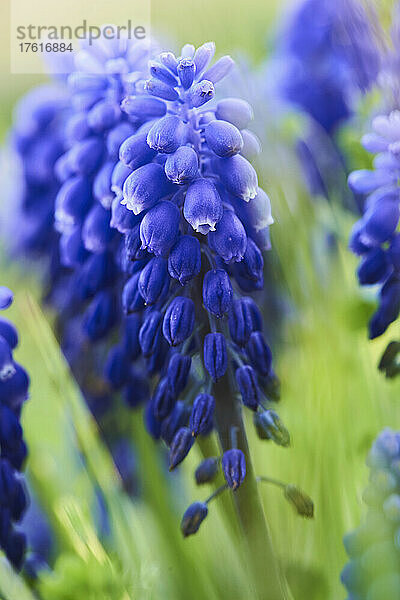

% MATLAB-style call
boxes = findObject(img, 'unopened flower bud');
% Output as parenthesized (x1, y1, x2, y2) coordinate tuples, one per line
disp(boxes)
(235, 365, 259, 411)
(222, 449, 246, 490)
(163, 297, 195, 347)
(195, 458, 219, 485)
(183, 179, 223, 234)
(181, 502, 208, 537)
(189, 394, 215, 436)
(169, 427, 194, 470)
(254, 410, 290, 447)
(203, 333, 227, 381)
(208, 210, 247, 263)
(140, 201, 180, 258)
(284, 485, 314, 518)
(202, 269, 233, 318)
(168, 235, 201, 285)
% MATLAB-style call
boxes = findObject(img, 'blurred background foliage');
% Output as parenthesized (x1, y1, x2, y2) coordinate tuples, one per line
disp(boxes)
(1, 0, 400, 599)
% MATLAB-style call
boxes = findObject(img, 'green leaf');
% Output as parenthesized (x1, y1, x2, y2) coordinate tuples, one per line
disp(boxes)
(0, 559, 37, 600)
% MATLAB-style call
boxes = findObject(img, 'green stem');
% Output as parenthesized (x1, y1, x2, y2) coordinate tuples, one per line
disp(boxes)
(257, 476, 286, 489)
(213, 373, 292, 600)
(205, 484, 228, 504)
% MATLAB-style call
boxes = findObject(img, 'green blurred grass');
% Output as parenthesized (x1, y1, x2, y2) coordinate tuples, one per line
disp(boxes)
(151, 0, 281, 62)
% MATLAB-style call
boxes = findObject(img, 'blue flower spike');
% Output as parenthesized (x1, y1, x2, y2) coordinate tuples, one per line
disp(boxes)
(349, 111, 400, 347)
(195, 457, 219, 485)
(0, 286, 30, 569)
(6, 37, 292, 545)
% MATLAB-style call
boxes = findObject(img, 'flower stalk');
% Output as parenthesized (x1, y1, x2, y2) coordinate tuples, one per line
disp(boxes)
(194, 276, 291, 600)
(213, 375, 292, 600)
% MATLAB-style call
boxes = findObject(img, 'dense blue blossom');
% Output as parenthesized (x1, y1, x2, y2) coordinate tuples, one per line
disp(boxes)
(0, 291, 29, 569)
(6, 38, 289, 538)
(341, 429, 400, 599)
(253, 410, 290, 447)
(109, 44, 288, 529)
(4, 85, 71, 317)
(55, 36, 150, 350)
(349, 111, 400, 339)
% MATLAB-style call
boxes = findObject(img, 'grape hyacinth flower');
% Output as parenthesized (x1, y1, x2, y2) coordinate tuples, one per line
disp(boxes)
(107, 42, 294, 578)
(0, 289, 30, 570)
(6, 38, 296, 596)
(275, 0, 380, 204)
(348, 111, 400, 346)
(341, 429, 400, 599)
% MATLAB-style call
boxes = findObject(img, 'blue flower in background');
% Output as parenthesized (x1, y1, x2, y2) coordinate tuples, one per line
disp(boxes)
(341, 429, 400, 599)
(275, 0, 381, 208)
(5, 37, 152, 498)
(53, 36, 150, 359)
(280, 0, 380, 134)
(0, 289, 30, 570)
(349, 111, 400, 340)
